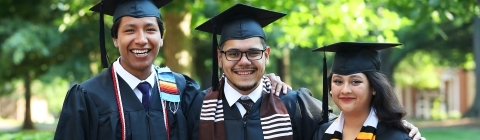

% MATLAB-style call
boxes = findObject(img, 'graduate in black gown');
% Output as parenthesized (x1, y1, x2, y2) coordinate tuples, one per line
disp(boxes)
(192, 4, 337, 140)
(53, 0, 202, 139)
(311, 42, 426, 140)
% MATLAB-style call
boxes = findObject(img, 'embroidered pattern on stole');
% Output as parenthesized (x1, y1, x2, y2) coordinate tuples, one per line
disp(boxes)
(154, 66, 180, 114)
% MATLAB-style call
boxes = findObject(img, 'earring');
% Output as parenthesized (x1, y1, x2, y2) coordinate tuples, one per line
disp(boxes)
(329, 91, 332, 95)
(373, 91, 376, 95)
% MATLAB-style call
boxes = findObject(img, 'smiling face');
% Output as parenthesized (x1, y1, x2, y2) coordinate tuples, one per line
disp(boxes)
(331, 73, 374, 114)
(113, 16, 163, 79)
(218, 37, 270, 95)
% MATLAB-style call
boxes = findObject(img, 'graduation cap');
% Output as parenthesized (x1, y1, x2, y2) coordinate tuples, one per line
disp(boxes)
(90, 0, 172, 68)
(311, 42, 401, 123)
(195, 3, 286, 91)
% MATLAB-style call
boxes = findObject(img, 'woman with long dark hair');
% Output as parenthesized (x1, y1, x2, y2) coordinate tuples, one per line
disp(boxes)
(312, 42, 421, 140)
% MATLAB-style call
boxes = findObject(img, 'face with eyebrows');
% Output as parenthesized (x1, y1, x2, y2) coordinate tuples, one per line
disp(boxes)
(218, 37, 270, 95)
(330, 73, 373, 114)
(113, 16, 163, 77)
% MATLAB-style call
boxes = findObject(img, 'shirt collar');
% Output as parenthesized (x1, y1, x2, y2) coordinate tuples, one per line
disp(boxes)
(224, 78, 263, 107)
(113, 58, 156, 90)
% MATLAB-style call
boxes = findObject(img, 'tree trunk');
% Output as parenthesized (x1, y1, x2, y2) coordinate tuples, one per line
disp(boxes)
(22, 73, 34, 130)
(275, 48, 291, 85)
(162, 11, 194, 77)
(464, 8, 480, 118)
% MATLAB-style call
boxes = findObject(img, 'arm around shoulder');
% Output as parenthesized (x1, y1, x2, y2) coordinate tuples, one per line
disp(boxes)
(284, 87, 336, 140)
(173, 73, 203, 140)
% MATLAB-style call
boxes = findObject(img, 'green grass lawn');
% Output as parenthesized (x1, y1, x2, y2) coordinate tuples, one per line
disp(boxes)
(0, 126, 479, 140)
(421, 126, 480, 140)
(0, 131, 54, 140)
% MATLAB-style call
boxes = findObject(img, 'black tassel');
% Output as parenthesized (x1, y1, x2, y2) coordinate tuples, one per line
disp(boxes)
(322, 51, 329, 123)
(212, 23, 219, 91)
(99, 0, 108, 68)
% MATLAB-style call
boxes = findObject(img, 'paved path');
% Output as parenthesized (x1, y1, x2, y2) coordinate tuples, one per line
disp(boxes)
(0, 123, 56, 132)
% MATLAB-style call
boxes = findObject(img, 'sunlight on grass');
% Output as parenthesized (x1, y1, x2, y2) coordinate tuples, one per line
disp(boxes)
(0, 131, 54, 140)
(422, 127, 480, 140)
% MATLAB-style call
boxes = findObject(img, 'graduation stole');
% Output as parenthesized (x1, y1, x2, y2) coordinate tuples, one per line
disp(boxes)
(111, 65, 179, 140)
(155, 66, 181, 140)
(322, 108, 378, 140)
(199, 76, 293, 140)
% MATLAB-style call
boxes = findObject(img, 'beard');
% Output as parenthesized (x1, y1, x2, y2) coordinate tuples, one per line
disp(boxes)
(227, 65, 262, 91)
(230, 81, 259, 91)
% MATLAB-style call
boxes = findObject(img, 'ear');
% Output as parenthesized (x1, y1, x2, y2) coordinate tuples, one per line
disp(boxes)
(264, 46, 271, 64)
(113, 38, 118, 48)
(158, 37, 164, 48)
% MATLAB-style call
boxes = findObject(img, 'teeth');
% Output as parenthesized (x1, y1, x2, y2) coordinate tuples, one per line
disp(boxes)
(237, 71, 252, 75)
(132, 50, 148, 54)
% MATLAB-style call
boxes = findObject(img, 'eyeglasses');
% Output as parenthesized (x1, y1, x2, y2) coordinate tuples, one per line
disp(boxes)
(219, 49, 266, 61)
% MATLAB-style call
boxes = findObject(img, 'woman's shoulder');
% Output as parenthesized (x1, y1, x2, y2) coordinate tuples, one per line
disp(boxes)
(376, 121, 412, 140)
(312, 121, 334, 140)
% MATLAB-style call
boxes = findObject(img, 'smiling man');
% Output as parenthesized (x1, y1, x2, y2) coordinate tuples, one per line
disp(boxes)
(193, 4, 335, 140)
(53, 0, 201, 139)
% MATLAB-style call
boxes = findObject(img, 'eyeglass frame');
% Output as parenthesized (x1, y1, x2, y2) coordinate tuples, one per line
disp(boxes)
(219, 49, 267, 61)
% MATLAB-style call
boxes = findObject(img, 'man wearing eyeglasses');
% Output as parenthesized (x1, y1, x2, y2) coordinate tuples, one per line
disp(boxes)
(188, 4, 337, 140)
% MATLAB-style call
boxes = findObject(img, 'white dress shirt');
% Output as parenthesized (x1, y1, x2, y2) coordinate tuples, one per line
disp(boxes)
(224, 78, 263, 117)
(113, 58, 156, 102)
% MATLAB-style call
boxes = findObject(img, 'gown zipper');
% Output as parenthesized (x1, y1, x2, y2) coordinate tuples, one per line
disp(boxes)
(147, 111, 151, 140)
(243, 113, 248, 140)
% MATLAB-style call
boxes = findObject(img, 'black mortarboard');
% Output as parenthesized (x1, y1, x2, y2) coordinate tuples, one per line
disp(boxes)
(311, 42, 401, 123)
(90, 0, 172, 68)
(195, 3, 286, 91)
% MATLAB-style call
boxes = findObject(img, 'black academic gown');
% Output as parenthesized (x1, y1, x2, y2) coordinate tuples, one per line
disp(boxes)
(191, 88, 333, 140)
(313, 121, 412, 140)
(54, 67, 200, 140)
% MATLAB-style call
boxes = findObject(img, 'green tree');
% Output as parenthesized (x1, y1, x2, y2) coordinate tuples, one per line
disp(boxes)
(0, 0, 69, 129)
(386, 0, 479, 117)
(0, 0, 104, 129)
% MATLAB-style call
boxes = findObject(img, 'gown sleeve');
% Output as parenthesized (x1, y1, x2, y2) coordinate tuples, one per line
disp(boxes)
(54, 84, 100, 140)
(172, 73, 203, 140)
(288, 87, 337, 140)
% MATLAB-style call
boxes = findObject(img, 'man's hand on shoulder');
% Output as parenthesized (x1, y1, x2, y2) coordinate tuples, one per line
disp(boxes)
(265, 73, 292, 96)
(402, 120, 426, 140)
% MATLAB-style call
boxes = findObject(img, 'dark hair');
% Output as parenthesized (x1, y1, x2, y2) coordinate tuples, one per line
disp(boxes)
(110, 17, 165, 39)
(218, 37, 267, 50)
(327, 71, 408, 132)
(364, 71, 407, 132)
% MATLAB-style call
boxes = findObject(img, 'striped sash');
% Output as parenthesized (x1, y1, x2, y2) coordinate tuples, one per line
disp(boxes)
(322, 108, 378, 140)
(199, 76, 293, 140)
